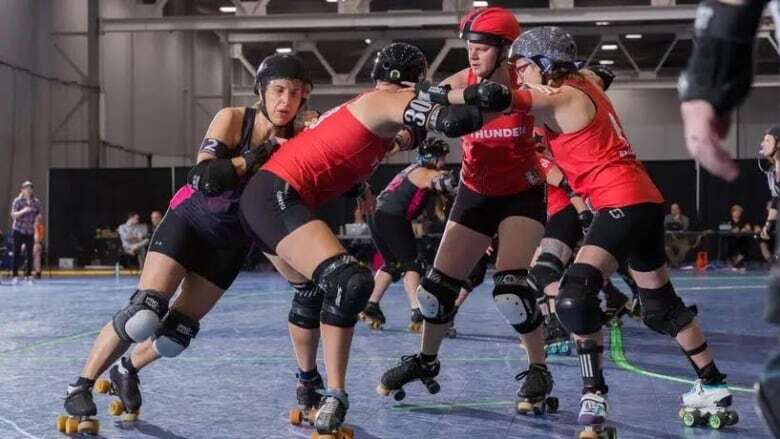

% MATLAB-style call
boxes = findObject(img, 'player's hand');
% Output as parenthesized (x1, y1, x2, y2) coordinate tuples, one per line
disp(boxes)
(680, 100, 738, 181)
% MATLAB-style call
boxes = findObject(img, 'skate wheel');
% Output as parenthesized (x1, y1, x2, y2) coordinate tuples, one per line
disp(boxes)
(560, 343, 571, 355)
(426, 380, 440, 395)
(393, 389, 406, 401)
(339, 426, 355, 439)
(94, 378, 111, 394)
(708, 413, 725, 430)
(376, 384, 391, 397)
(577, 430, 598, 439)
(546, 345, 558, 355)
(677, 408, 686, 419)
(408, 323, 421, 333)
(290, 407, 303, 426)
(546, 396, 559, 413)
(56, 415, 68, 433)
(121, 411, 139, 422)
(78, 419, 99, 434)
(65, 417, 79, 435)
(516, 401, 533, 415)
(682, 411, 697, 427)
(369, 321, 382, 330)
(726, 411, 739, 426)
(108, 399, 125, 416)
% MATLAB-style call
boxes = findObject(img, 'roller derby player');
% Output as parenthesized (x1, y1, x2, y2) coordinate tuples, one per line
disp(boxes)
(378, 7, 560, 418)
(239, 42, 492, 438)
(360, 137, 457, 333)
(57, 54, 312, 436)
(679, 1, 779, 435)
(443, 25, 737, 437)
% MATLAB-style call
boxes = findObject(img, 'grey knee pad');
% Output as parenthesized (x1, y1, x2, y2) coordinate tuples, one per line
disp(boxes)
(556, 263, 603, 335)
(417, 268, 462, 324)
(152, 310, 200, 358)
(314, 254, 375, 327)
(639, 282, 697, 337)
(112, 289, 169, 343)
(492, 270, 543, 334)
(288, 281, 324, 329)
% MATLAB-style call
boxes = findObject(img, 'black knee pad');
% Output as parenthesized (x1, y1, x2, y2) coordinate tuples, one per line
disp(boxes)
(379, 262, 404, 282)
(313, 254, 374, 328)
(417, 268, 462, 324)
(465, 255, 489, 292)
(638, 282, 697, 337)
(492, 270, 543, 334)
(528, 253, 565, 296)
(405, 258, 426, 276)
(556, 263, 604, 335)
(112, 289, 170, 343)
(288, 281, 324, 329)
(152, 309, 200, 358)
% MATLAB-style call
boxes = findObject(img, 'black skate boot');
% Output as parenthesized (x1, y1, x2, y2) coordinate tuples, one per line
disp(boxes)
(58, 381, 100, 435)
(289, 370, 325, 426)
(515, 363, 558, 415)
(96, 357, 141, 421)
(313, 390, 353, 437)
(377, 353, 440, 401)
(408, 308, 424, 333)
(359, 301, 386, 330)
(544, 314, 571, 356)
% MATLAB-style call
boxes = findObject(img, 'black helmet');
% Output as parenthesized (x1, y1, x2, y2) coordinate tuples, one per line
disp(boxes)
(370, 43, 428, 85)
(417, 138, 450, 168)
(253, 53, 312, 96)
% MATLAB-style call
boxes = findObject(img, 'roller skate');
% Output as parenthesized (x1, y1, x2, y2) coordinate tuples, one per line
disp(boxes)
(544, 314, 571, 356)
(311, 390, 354, 439)
(359, 301, 385, 330)
(678, 379, 738, 430)
(407, 308, 423, 333)
(627, 295, 641, 320)
(576, 392, 616, 439)
(94, 358, 141, 421)
(514, 364, 558, 415)
(377, 353, 440, 401)
(289, 371, 325, 427)
(57, 381, 100, 435)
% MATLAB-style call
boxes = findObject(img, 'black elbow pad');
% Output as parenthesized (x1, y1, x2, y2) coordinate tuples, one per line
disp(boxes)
(187, 159, 239, 195)
(428, 105, 483, 138)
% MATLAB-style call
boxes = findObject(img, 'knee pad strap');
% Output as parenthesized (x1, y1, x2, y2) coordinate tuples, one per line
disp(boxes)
(528, 253, 565, 295)
(112, 289, 169, 343)
(288, 281, 324, 329)
(152, 310, 199, 358)
(417, 268, 463, 324)
(314, 254, 374, 328)
(639, 282, 696, 337)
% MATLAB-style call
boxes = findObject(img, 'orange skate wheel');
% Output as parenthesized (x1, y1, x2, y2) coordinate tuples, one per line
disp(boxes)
(55, 415, 68, 432)
(376, 383, 391, 396)
(339, 426, 355, 438)
(94, 379, 111, 394)
(579, 430, 598, 439)
(65, 417, 79, 434)
(290, 407, 303, 426)
(78, 418, 99, 434)
(108, 400, 125, 416)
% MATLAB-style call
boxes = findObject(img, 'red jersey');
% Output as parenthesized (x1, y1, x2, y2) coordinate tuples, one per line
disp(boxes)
(545, 78, 663, 210)
(460, 69, 541, 197)
(262, 102, 390, 210)
(536, 155, 571, 217)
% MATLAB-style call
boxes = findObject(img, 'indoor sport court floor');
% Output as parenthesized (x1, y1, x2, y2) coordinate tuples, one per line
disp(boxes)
(0, 271, 773, 439)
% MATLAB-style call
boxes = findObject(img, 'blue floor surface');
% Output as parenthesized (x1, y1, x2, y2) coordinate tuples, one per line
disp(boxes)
(0, 270, 774, 438)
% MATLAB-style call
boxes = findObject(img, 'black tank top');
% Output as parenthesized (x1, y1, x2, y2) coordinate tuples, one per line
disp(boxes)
(376, 164, 432, 219)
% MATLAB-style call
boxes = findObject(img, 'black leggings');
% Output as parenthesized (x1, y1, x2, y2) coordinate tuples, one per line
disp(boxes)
(12, 230, 33, 277)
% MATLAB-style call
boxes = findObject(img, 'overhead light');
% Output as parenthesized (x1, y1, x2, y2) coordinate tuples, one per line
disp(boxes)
(601, 44, 618, 51)
(219, 6, 237, 13)
(595, 21, 610, 26)
(276, 47, 293, 54)
(326, 0, 338, 3)
(625, 34, 643, 39)
(599, 60, 615, 65)
(364, 38, 372, 45)
(473, 1, 489, 7)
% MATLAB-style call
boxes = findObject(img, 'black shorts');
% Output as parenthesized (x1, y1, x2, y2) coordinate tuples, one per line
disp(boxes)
(149, 210, 250, 290)
(544, 204, 582, 250)
(368, 210, 419, 270)
(584, 202, 666, 272)
(239, 170, 316, 256)
(449, 184, 546, 237)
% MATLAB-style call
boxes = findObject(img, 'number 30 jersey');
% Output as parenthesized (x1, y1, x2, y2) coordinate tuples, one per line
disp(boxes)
(545, 78, 663, 210)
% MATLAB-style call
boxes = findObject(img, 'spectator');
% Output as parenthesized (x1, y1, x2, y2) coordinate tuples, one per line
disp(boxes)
(727, 204, 752, 271)
(117, 212, 149, 269)
(760, 200, 777, 264)
(149, 210, 163, 235)
(664, 202, 695, 268)
(9, 181, 42, 284)
(33, 213, 44, 279)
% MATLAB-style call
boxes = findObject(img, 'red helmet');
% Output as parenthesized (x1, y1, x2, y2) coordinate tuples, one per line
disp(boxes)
(459, 7, 520, 47)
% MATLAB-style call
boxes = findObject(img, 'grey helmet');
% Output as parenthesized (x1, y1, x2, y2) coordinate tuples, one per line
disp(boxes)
(509, 26, 579, 73)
